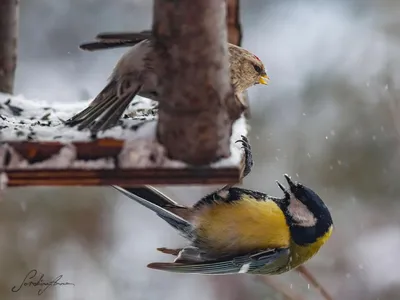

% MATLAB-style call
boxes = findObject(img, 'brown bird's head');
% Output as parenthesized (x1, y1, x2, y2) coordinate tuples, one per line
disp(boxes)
(228, 44, 269, 93)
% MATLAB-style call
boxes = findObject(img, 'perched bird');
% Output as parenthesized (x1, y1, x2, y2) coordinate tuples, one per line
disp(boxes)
(65, 30, 269, 132)
(114, 137, 333, 275)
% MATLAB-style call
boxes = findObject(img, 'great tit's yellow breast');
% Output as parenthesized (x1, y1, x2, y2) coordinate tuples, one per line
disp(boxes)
(287, 225, 333, 271)
(193, 196, 291, 254)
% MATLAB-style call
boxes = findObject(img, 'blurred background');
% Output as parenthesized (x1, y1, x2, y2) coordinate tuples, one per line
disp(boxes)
(2, 0, 400, 299)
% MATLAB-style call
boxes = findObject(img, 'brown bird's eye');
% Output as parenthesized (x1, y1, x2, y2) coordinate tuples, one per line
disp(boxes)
(253, 64, 262, 73)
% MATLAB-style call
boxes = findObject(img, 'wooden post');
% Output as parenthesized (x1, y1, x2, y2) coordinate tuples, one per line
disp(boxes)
(153, 0, 242, 165)
(0, 0, 19, 94)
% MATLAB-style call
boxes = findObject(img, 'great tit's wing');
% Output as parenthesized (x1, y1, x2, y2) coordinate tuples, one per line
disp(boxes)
(193, 187, 272, 210)
(113, 186, 195, 239)
(147, 248, 289, 275)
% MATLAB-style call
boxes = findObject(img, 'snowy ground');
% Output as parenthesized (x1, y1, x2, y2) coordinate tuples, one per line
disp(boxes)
(0, 93, 248, 169)
(0, 93, 157, 142)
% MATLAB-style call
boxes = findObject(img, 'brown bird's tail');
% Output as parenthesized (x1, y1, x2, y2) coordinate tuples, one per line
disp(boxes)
(79, 30, 152, 52)
(64, 79, 142, 132)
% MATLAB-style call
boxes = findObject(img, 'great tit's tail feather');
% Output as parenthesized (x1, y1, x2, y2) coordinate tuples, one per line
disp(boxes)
(121, 186, 191, 220)
(123, 186, 180, 208)
(113, 186, 194, 238)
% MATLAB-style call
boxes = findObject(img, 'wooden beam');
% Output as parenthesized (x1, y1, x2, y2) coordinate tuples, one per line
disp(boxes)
(4, 168, 239, 187)
(153, 0, 242, 165)
(0, 139, 240, 187)
(3, 139, 124, 163)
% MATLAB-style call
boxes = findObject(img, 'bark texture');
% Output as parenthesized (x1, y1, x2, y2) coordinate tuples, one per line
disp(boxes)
(0, 0, 19, 94)
(153, 0, 241, 165)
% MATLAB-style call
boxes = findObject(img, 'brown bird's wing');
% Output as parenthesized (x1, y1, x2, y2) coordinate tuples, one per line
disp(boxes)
(65, 79, 142, 132)
(79, 40, 139, 51)
(96, 30, 152, 41)
(79, 30, 152, 51)
(147, 248, 289, 275)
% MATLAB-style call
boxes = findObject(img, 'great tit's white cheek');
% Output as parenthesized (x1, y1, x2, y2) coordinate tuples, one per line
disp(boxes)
(287, 196, 317, 227)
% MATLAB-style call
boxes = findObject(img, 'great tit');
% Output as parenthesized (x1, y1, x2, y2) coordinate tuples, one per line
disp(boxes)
(64, 31, 268, 132)
(114, 137, 333, 275)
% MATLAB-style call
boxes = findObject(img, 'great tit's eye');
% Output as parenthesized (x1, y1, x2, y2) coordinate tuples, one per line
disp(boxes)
(253, 64, 262, 73)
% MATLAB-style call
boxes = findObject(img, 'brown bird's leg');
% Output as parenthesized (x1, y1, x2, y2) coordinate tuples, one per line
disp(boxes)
(296, 265, 333, 300)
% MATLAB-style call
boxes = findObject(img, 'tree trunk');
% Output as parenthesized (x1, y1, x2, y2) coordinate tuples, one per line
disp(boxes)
(0, 0, 19, 94)
(153, 0, 242, 165)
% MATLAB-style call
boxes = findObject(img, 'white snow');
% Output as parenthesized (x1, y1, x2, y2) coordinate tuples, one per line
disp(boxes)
(0, 93, 248, 169)
(346, 226, 400, 292)
(0, 93, 157, 142)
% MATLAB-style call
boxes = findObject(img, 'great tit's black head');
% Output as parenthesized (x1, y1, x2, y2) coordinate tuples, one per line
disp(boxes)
(275, 174, 333, 230)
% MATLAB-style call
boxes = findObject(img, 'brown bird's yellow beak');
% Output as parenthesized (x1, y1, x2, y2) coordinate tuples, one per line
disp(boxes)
(259, 75, 269, 85)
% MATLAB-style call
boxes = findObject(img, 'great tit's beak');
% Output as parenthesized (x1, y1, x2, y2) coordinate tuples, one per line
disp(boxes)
(276, 180, 290, 199)
(284, 174, 297, 192)
(259, 74, 269, 85)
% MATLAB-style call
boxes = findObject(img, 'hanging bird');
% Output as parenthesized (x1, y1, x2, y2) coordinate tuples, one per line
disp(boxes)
(113, 137, 333, 275)
(65, 30, 269, 132)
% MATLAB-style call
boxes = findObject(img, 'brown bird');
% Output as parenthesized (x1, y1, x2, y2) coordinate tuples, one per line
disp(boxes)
(65, 30, 269, 132)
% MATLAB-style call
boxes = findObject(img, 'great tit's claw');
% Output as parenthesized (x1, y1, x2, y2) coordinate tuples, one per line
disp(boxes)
(156, 247, 182, 256)
(235, 135, 250, 149)
(235, 135, 253, 178)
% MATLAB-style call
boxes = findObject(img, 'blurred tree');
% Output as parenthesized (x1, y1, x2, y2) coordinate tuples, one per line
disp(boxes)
(0, 0, 19, 94)
(227, 0, 242, 45)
